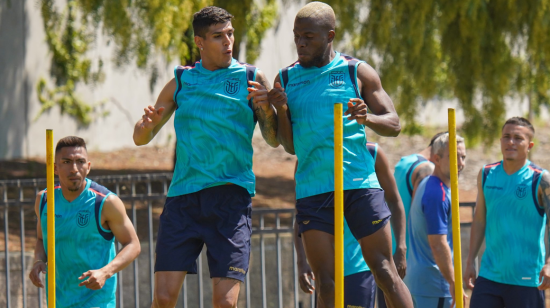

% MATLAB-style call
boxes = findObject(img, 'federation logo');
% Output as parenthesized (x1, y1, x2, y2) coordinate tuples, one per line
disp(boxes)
(329, 71, 345, 88)
(224, 79, 240, 95)
(76, 210, 91, 228)
(515, 184, 528, 199)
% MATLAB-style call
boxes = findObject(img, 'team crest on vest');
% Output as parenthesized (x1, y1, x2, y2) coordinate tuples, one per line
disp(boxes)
(515, 184, 528, 199)
(224, 78, 240, 95)
(76, 210, 91, 228)
(329, 71, 345, 88)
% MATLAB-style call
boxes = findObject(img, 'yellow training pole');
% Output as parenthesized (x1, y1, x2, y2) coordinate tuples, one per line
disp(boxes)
(46, 129, 56, 307)
(334, 103, 344, 308)
(448, 109, 464, 308)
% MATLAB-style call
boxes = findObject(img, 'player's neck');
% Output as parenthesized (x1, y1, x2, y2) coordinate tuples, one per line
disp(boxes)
(418, 147, 431, 160)
(317, 48, 336, 68)
(432, 168, 450, 187)
(200, 57, 228, 71)
(502, 157, 528, 175)
(61, 182, 87, 203)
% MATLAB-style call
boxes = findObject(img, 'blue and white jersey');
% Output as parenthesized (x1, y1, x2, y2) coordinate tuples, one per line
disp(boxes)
(480, 160, 547, 287)
(404, 176, 453, 298)
(41, 179, 116, 308)
(281, 52, 380, 200)
(170, 59, 258, 197)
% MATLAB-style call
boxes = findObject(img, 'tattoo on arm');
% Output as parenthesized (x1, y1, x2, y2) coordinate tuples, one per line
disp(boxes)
(413, 162, 433, 187)
(540, 172, 550, 260)
(253, 76, 278, 146)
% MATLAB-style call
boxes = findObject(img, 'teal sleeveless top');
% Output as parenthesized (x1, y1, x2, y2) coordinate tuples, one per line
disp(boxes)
(40, 179, 116, 308)
(170, 59, 257, 197)
(480, 160, 547, 287)
(343, 142, 379, 276)
(281, 52, 380, 199)
(393, 154, 431, 253)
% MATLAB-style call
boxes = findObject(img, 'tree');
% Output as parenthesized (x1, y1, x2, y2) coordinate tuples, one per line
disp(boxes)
(36, 0, 277, 126)
(324, 0, 550, 144)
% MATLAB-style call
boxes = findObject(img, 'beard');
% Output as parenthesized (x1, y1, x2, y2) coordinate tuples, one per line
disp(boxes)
(68, 179, 82, 192)
(299, 50, 326, 68)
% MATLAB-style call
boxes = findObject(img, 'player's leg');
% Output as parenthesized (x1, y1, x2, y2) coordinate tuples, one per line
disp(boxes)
(153, 195, 205, 307)
(345, 188, 413, 308)
(296, 192, 339, 308)
(469, 276, 506, 308)
(344, 271, 376, 308)
(501, 281, 545, 308)
(376, 286, 388, 308)
(201, 185, 252, 308)
(302, 229, 336, 308)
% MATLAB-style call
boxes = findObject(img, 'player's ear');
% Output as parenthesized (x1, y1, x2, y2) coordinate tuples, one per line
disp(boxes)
(194, 35, 204, 50)
(528, 141, 535, 152)
(327, 30, 335, 43)
(54, 163, 58, 176)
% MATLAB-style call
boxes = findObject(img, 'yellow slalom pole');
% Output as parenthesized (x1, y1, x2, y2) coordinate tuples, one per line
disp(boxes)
(334, 103, 344, 308)
(448, 109, 464, 308)
(46, 129, 56, 307)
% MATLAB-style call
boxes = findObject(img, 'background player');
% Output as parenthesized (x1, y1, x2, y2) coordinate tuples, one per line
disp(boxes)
(404, 133, 467, 307)
(272, 2, 413, 307)
(133, 6, 278, 308)
(294, 142, 407, 308)
(464, 117, 550, 308)
(29, 136, 141, 307)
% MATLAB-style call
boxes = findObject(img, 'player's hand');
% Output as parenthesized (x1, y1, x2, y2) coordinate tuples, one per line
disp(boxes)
(297, 261, 315, 294)
(29, 260, 47, 288)
(268, 82, 288, 111)
(450, 283, 468, 308)
(139, 105, 165, 129)
(78, 269, 110, 290)
(393, 248, 407, 279)
(538, 264, 550, 290)
(463, 262, 477, 289)
(344, 98, 368, 125)
(247, 81, 270, 111)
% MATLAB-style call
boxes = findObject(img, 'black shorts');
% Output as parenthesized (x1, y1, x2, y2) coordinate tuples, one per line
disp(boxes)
(470, 276, 545, 308)
(296, 188, 391, 240)
(154, 185, 252, 282)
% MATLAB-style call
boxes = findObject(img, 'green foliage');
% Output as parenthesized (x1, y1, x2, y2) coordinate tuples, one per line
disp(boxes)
(324, 0, 550, 145)
(37, 0, 277, 125)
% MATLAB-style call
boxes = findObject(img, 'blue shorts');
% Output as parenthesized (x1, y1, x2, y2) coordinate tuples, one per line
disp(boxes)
(154, 185, 252, 282)
(315, 271, 376, 308)
(296, 188, 391, 240)
(376, 286, 387, 308)
(470, 276, 545, 308)
(411, 295, 452, 308)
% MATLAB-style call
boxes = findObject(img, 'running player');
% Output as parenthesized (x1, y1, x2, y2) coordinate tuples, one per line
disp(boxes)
(133, 7, 279, 308)
(294, 142, 407, 308)
(272, 2, 413, 307)
(29, 136, 141, 307)
(464, 117, 550, 308)
(404, 133, 467, 307)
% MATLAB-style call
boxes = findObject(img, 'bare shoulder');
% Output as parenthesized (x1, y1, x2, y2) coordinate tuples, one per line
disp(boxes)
(102, 194, 126, 219)
(356, 62, 382, 87)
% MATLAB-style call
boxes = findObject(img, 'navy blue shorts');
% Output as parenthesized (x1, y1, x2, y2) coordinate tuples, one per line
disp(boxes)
(296, 188, 391, 240)
(314, 271, 376, 308)
(377, 286, 387, 308)
(470, 276, 545, 308)
(154, 185, 252, 282)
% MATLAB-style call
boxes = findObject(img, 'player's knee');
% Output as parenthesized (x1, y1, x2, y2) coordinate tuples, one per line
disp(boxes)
(370, 260, 396, 290)
(317, 275, 335, 297)
(153, 291, 179, 308)
(212, 296, 238, 308)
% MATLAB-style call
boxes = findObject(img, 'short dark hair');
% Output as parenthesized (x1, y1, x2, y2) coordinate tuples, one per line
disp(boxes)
(55, 136, 87, 154)
(502, 117, 535, 137)
(192, 6, 233, 38)
(429, 131, 448, 147)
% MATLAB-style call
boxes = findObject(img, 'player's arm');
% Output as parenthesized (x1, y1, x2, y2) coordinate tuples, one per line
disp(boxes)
(537, 171, 550, 290)
(268, 73, 294, 154)
(428, 234, 457, 301)
(133, 78, 177, 146)
(464, 169, 486, 289)
(247, 70, 279, 148)
(345, 63, 401, 137)
(78, 195, 141, 290)
(29, 191, 47, 288)
(374, 146, 407, 278)
(412, 162, 434, 193)
(294, 220, 315, 294)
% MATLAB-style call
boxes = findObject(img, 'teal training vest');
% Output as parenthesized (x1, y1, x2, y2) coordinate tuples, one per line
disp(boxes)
(40, 179, 116, 308)
(480, 160, 547, 287)
(393, 154, 432, 254)
(281, 52, 380, 199)
(170, 59, 258, 197)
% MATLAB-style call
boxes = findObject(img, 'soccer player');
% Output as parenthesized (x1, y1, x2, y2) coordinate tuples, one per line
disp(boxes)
(29, 136, 141, 307)
(294, 142, 407, 308)
(464, 117, 550, 308)
(404, 133, 467, 307)
(133, 6, 278, 308)
(271, 2, 413, 307)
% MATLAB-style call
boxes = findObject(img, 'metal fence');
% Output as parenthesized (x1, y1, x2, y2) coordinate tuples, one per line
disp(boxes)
(0, 173, 475, 308)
